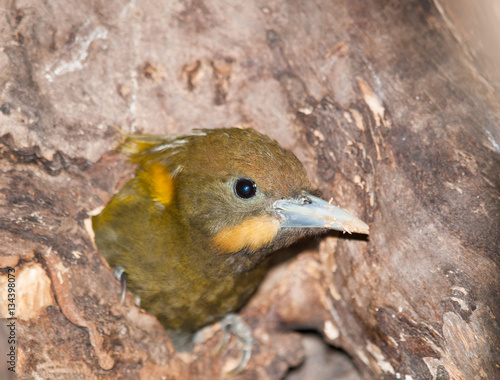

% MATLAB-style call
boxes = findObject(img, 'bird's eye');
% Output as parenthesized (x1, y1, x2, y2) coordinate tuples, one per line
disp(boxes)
(234, 178, 257, 199)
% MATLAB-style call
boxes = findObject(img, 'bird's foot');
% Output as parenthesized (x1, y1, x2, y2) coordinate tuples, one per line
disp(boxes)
(112, 265, 140, 306)
(213, 314, 253, 376)
(111, 265, 128, 305)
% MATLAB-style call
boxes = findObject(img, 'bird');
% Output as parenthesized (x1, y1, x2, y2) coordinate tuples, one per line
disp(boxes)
(92, 127, 368, 372)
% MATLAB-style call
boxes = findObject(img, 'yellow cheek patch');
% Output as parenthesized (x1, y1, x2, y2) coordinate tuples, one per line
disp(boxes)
(140, 162, 175, 205)
(212, 215, 280, 253)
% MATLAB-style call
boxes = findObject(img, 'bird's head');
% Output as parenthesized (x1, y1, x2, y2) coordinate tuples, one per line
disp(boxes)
(122, 127, 368, 271)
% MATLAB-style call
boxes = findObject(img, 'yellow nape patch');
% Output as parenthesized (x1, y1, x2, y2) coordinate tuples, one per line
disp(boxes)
(141, 162, 175, 205)
(212, 215, 280, 253)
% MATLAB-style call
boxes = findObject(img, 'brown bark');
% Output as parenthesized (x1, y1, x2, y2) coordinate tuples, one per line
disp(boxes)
(1, 0, 498, 379)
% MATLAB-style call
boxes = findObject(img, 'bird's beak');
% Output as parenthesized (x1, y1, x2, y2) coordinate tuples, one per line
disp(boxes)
(272, 193, 369, 234)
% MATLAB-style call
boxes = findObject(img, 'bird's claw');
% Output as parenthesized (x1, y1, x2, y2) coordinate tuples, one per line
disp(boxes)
(213, 314, 253, 376)
(111, 265, 127, 305)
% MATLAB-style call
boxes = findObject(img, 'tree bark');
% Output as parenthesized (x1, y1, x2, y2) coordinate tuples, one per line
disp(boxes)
(1, 0, 498, 379)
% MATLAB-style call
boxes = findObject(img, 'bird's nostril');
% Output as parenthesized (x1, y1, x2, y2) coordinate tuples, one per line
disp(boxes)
(300, 196, 312, 205)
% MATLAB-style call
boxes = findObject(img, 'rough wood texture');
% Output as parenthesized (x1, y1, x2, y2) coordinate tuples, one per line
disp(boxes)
(1, 0, 499, 379)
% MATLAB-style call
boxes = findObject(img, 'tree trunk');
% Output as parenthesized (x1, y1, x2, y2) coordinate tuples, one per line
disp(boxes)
(1, 0, 498, 379)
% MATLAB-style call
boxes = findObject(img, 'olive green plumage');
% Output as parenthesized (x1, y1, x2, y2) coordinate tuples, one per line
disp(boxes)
(93, 128, 317, 335)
